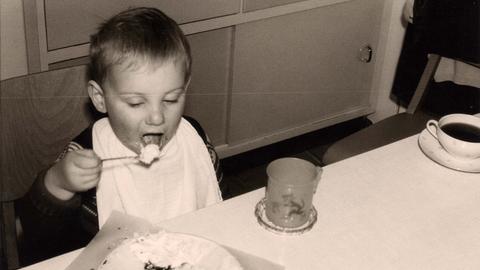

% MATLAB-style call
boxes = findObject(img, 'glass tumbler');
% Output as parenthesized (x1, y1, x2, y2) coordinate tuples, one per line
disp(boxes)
(265, 157, 322, 228)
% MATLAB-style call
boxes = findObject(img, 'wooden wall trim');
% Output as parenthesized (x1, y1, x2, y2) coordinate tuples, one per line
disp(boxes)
(22, 0, 41, 73)
(22, 0, 49, 72)
(35, 0, 49, 71)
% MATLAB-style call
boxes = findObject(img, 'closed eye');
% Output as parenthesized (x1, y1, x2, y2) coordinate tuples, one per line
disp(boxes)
(128, 102, 144, 108)
(163, 91, 185, 104)
(163, 99, 179, 103)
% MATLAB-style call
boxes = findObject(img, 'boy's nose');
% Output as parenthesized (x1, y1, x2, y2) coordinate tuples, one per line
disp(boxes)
(146, 108, 165, 126)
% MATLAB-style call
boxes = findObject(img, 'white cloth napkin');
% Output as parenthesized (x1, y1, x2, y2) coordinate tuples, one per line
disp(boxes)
(92, 117, 221, 227)
(434, 56, 480, 88)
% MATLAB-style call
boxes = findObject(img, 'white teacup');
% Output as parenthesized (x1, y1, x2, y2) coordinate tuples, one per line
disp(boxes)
(426, 114, 480, 159)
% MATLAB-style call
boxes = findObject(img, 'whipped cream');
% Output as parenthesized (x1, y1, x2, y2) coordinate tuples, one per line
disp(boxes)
(138, 144, 161, 165)
(98, 232, 210, 270)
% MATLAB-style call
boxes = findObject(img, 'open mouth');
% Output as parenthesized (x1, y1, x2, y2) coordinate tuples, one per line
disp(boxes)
(142, 133, 164, 146)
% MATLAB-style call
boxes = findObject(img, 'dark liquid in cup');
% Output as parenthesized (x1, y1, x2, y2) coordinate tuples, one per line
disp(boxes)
(441, 123, 480, 142)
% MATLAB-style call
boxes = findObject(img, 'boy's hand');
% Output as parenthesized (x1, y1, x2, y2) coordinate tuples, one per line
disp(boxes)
(45, 149, 102, 200)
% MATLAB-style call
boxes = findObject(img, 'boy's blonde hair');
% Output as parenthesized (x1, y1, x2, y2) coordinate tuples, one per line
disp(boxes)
(88, 7, 191, 86)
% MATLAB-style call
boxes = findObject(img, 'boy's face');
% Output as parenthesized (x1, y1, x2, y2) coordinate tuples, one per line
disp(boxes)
(88, 60, 187, 154)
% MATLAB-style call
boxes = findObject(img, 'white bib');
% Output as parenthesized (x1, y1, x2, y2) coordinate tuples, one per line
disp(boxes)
(92, 117, 221, 227)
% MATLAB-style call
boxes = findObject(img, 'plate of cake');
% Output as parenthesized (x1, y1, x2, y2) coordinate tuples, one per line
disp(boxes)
(97, 231, 243, 270)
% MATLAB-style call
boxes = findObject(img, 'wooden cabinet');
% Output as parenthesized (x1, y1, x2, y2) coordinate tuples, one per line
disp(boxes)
(226, 0, 383, 155)
(23, 0, 385, 157)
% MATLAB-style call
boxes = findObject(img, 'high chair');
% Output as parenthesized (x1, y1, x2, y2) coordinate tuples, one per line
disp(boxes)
(0, 65, 97, 269)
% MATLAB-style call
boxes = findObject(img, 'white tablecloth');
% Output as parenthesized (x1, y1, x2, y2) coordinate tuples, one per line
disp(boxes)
(21, 134, 480, 270)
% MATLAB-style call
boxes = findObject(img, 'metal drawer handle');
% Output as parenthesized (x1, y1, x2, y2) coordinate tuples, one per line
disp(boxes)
(358, 45, 373, 63)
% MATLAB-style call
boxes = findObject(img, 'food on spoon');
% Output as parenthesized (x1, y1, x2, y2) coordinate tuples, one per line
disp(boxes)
(138, 144, 161, 165)
(139, 134, 163, 165)
(97, 232, 243, 270)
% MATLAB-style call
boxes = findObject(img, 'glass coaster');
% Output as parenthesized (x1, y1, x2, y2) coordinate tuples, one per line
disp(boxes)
(254, 197, 317, 235)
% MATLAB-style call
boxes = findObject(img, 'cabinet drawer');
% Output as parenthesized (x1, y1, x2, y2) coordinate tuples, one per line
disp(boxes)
(243, 0, 304, 12)
(44, 0, 240, 50)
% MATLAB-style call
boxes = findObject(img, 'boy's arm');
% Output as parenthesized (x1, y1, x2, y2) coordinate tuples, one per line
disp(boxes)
(15, 170, 89, 263)
(17, 168, 83, 235)
(16, 126, 95, 260)
(16, 171, 92, 262)
(19, 126, 93, 214)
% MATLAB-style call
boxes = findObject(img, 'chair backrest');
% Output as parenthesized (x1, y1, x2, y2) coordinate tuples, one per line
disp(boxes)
(1, 65, 98, 269)
(1, 65, 98, 202)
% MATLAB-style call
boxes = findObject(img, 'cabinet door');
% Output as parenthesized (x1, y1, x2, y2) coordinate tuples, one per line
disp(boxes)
(184, 28, 233, 146)
(44, 0, 240, 50)
(228, 0, 383, 145)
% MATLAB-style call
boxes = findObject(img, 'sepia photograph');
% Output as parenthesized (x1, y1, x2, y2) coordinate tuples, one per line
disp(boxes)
(1, 0, 479, 269)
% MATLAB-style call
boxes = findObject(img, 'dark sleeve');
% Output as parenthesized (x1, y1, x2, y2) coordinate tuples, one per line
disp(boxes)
(16, 170, 89, 263)
(16, 126, 95, 263)
(183, 116, 230, 199)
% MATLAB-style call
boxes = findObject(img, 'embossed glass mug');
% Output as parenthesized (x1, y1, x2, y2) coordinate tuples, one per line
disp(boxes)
(265, 157, 322, 228)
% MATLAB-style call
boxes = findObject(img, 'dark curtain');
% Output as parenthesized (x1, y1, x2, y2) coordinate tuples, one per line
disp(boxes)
(419, 0, 480, 63)
(391, 0, 480, 115)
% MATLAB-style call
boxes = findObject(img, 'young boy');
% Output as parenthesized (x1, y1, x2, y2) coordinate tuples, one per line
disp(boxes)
(18, 7, 224, 263)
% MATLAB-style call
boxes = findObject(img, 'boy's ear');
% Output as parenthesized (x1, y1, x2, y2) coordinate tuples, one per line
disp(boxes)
(88, 80, 107, 113)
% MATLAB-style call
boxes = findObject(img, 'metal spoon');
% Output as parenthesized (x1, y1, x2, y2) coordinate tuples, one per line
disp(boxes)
(101, 156, 139, 162)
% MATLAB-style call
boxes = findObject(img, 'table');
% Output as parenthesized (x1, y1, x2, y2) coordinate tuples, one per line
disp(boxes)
(20, 134, 480, 270)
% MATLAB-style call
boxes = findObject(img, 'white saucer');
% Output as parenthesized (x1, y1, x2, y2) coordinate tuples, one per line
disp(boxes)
(418, 129, 480, 173)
